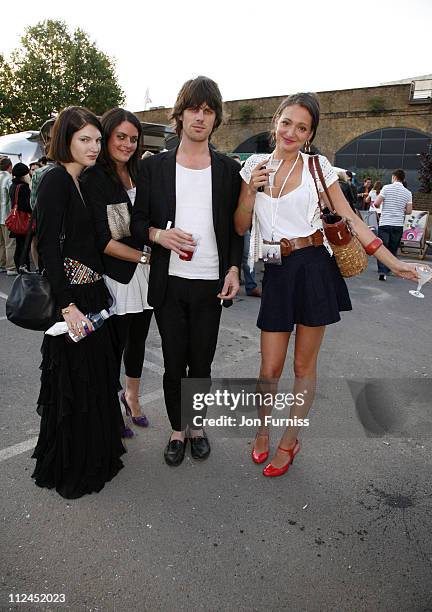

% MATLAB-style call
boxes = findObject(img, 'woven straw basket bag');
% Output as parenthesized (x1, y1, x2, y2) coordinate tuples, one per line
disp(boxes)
(308, 156, 368, 278)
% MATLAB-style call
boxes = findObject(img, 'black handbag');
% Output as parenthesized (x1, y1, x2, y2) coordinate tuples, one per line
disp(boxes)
(6, 206, 66, 331)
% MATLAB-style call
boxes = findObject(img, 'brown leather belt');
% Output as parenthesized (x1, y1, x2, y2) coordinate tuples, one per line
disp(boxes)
(264, 230, 323, 257)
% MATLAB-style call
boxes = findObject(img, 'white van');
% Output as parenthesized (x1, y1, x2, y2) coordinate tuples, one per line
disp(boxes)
(0, 131, 44, 166)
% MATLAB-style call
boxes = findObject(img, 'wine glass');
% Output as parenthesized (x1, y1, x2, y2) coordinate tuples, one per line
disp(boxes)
(266, 158, 282, 188)
(409, 264, 432, 299)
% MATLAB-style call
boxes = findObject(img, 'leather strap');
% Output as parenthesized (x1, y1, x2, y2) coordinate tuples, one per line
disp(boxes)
(12, 183, 22, 211)
(308, 155, 336, 214)
(266, 230, 323, 257)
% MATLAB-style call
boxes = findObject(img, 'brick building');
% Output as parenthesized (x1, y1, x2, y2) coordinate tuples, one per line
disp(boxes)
(136, 79, 431, 195)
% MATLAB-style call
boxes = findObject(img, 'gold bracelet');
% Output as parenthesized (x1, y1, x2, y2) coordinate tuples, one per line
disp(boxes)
(61, 302, 75, 315)
(153, 229, 161, 244)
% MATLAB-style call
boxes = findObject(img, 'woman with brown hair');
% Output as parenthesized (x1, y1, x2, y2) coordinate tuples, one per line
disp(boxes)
(32, 106, 125, 498)
(234, 93, 418, 478)
(366, 180, 383, 217)
(81, 108, 153, 437)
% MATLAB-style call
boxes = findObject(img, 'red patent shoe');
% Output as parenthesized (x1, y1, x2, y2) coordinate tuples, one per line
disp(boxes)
(263, 440, 300, 477)
(251, 432, 269, 464)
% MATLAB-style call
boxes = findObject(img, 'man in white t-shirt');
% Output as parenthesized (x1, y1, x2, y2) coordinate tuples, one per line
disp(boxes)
(373, 169, 412, 281)
(132, 76, 243, 466)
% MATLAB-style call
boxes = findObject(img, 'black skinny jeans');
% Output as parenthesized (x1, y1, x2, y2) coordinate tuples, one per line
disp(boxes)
(155, 276, 222, 431)
(14, 235, 30, 271)
(111, 310, 153, 379)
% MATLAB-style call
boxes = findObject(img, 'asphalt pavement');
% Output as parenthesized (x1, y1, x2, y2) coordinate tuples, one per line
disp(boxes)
(0, 257, 431, 612)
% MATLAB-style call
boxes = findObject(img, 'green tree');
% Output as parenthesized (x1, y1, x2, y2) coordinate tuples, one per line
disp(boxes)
(355, 168, 385, 185)
(66, 28, 125, 114)
(0, 53, 19, 134)
(0, 20, 125, 134)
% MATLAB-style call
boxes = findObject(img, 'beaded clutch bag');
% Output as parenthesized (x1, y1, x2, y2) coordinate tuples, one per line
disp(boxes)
(64, 258, 102, 284)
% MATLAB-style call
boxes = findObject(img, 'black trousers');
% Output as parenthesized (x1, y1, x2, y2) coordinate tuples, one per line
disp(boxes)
(155, 276, 222, 431)
(14, 235, 30, 271)
(377, 225, 403, 274)
(111, 310, 153, 379)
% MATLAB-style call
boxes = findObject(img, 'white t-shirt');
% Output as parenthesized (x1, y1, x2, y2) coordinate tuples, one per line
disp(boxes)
(168, 164, 219, 280)
(368, 189, 379, 212)
(379, 182, 412, 227)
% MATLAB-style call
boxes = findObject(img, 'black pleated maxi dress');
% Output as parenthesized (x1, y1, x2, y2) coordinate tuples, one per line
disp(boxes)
(31, 166, 125, 499)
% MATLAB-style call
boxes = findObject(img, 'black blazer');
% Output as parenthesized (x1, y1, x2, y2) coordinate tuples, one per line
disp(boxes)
(81, 164, 143, 284)
(10, 179, 31, 214)
(131, 147, 243, 309)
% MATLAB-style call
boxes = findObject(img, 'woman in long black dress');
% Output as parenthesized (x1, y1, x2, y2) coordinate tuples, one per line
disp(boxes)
(32, 106, 126, 499)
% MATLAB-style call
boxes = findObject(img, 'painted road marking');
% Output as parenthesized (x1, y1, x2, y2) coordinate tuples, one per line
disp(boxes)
(0, 437, 39, 462)
(0, 333, 258, 461)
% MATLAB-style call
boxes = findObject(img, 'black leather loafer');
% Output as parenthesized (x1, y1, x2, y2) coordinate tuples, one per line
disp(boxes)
(164, 438, 187, 466)
(189, 433, 211, 460)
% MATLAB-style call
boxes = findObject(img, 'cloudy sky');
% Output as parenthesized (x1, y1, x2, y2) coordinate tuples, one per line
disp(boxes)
(1, 0, 431, 111)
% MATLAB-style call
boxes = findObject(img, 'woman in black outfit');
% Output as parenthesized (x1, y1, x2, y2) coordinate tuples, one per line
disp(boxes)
(337, 169, 357, 213)
(32, 106, 125, 499)
(9, 163, 31, 271)
(81, 108, 153, 436)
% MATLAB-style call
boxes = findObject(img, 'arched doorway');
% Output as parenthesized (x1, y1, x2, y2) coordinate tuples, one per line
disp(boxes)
(233, 132, 273, 155)
(335, 128, 432, 191)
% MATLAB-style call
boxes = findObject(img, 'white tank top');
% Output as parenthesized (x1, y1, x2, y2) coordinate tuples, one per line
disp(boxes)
(254, 157, 316, 241)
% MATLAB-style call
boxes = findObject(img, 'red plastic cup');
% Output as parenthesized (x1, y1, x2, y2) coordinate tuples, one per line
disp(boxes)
(179, 247, 194, 261)
(179, 234, 200, 261)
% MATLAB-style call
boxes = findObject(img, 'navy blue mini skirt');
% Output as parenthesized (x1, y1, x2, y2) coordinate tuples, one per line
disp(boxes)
(257, 245, 352, 332)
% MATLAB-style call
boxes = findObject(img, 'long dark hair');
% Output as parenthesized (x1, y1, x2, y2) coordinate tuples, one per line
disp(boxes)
(98, 108, 143, 184)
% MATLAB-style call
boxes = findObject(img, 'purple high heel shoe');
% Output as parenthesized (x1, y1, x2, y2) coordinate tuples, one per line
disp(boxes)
(120, 392, 149, 427)
(121, 424, 134, 438)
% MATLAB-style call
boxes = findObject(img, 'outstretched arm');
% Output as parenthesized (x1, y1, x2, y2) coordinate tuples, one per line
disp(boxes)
(324, 181, 417, 281)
